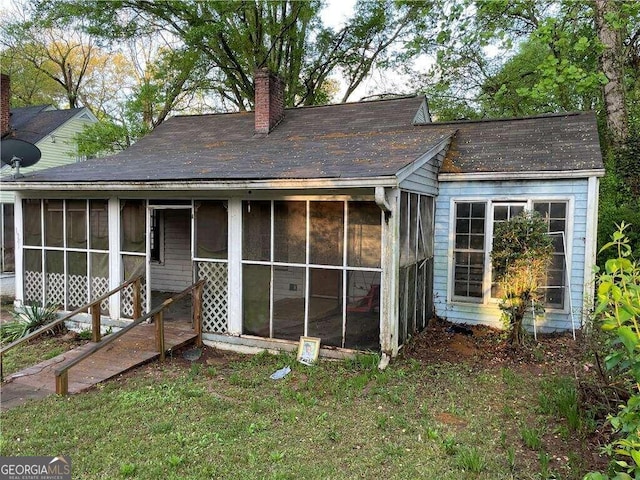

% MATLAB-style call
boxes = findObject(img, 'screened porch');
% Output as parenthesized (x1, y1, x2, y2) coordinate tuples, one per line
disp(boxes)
(15, 190, 435, 355)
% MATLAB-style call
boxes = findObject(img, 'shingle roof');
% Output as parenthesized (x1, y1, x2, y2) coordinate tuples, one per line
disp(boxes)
(441, 111, 603, 173)
(7, 105, 86, 144)
(4, 96, 604, 185)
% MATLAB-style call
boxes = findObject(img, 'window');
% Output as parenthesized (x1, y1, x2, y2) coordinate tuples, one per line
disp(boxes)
(150, 210, 163, 263)
(1, 203, 14, 272)
(452, 202, 486, 301)
(534, 202, 567, 308)
(451, 200, 568, 309)
(490, 203, 525, 298)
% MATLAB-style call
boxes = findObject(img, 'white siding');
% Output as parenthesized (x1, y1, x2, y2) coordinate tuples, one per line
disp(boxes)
(433, 178, 593, 332)
(150, 210, 192, 292)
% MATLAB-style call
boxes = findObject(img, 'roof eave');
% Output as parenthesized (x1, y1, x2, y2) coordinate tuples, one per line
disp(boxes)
(1, 176, 400, 192)
(438, 169, 605, 181)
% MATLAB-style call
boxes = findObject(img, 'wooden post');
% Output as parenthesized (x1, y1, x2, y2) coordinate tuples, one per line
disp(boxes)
(193, 283, 203, 348)
(155, 311, 165, 361)
(133, 278, 142, 319)
(55, 371, 68, 395)
(91, 304, 101, 342)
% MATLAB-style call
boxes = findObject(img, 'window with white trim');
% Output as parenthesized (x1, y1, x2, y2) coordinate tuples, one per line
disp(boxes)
(490, 202, 525, 298)
(452, 202, 486, 301)
(451, 199, 568, 308)
(533, 201, 567, 308)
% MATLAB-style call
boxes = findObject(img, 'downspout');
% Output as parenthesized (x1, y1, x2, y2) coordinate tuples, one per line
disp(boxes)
(375, 186, 392, 224)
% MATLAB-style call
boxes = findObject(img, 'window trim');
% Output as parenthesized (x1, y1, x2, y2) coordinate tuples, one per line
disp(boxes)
(448, 197, 573, 313)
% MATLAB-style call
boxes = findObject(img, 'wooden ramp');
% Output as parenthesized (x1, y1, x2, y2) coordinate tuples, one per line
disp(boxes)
(1, 321, 197, 410)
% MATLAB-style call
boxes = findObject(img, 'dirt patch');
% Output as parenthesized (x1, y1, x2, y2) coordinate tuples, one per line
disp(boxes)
(403, 317, 586, 374)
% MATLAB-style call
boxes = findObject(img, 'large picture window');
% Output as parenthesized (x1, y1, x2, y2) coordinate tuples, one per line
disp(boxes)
(451, 199, 568, 309)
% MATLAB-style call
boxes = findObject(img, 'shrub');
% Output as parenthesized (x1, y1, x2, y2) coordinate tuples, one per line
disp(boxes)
(0, 304, 59, 343)
(585, 223, 640, 479)
(491, 211, 554, 345)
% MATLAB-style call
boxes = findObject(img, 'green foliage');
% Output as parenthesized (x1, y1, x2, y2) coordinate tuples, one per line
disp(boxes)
(490, 211, 554, 345)
(585, 224, 640, 479)
(0, 304, 59, 343)
(598, 131, 640, 267)
(74, 120, 138, 158)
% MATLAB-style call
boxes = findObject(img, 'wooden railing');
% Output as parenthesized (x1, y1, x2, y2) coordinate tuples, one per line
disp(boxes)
(0, 275, 143, 382)
(54, 279, 205, 395)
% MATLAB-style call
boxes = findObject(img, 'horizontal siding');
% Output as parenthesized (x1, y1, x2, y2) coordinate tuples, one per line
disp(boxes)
(151, 210, 193, 292)
(433, 178, 592, 332)
(399, 151, 442, 195)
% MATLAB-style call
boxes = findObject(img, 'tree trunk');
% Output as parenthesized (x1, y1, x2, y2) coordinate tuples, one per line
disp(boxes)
(594, 0, 628, 145)
(508, 301, 527, 346)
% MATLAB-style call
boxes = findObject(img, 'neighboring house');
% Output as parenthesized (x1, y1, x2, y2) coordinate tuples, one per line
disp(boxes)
(0, 69, 604, 360)
(0, 74, 98, 275)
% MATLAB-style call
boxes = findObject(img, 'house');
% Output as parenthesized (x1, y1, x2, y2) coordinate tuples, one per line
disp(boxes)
(0, 74, 98, 281)
(0, 69, 604, 360)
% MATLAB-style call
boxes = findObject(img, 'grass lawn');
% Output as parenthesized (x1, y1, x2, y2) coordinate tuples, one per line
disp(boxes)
(0, 332, 603, 480)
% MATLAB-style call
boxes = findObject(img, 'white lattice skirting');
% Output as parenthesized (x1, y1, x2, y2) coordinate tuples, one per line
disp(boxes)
(68, 274, 88, 307)
(24, 270, 42, 304)
(121, 283, 147, 318)
(46, 272, 65, 306)
(198, 262, 228, 333)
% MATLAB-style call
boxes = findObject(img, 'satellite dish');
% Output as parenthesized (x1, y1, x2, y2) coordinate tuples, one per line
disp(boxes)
(1, 138, 42, 177)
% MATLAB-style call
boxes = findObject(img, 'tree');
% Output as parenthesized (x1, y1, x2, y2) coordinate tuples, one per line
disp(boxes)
(594, 0, 629, 145)
(31, 0, 438, 110)
(490, 211, 554, 346)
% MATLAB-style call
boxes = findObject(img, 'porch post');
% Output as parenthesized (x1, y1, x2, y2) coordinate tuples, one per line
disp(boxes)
(108, 198, 121, 319)
(227, 198, 243, 335)
(379, 187, 400, 358)
(13, 192, 24, 307)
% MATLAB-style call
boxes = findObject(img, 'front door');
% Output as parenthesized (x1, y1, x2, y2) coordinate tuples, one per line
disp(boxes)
(147, 206, 193, 320)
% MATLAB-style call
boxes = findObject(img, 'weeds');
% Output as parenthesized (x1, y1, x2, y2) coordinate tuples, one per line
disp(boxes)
(521, 425, 544, 451)
(456, 446, 487, 473)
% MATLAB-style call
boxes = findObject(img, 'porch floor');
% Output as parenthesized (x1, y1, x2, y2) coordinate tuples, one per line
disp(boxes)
(1, 320, 197, 411)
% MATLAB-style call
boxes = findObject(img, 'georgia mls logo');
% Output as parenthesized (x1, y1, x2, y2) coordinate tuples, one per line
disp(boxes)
(0, 456, 71, 480)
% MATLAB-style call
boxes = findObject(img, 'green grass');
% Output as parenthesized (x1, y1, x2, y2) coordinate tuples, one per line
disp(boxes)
(0, 348, 597, 479)
(1, 336, 74, 378)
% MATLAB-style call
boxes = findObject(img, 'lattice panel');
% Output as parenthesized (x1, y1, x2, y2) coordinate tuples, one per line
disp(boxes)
(24, 270, 42, 304)
(91, 276, 110, 313)
(198, 262, 228, 333)
(121, 282, 147, 318)
(68, 274, 88, 308)
(46, 272, 65, 307)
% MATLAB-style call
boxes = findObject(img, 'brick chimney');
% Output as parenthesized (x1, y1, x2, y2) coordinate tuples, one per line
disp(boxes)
(1, 74, 10, 137)
(254, 68, 284, 135)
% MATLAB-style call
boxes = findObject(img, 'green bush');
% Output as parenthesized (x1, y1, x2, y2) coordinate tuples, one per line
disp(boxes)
(585, 223, 640, 479)
(0, 304, 59, 343)
(491, 211, 554, 345)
